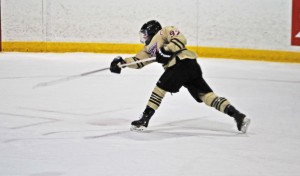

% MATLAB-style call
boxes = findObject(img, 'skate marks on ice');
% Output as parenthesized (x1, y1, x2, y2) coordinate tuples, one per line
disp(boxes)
(16, 105, 134, 129)
(1, 107, 248, 143)
(0, 111, 60, 130)
(134, 117, 248, 140)
(1, 129, 127, 144)
(18, 106, 135, 117)
(0, 107, 134, 143)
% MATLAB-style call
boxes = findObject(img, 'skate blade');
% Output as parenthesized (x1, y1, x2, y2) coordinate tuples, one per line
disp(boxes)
(130, 125, 146, 132)
(241, 118, 251, 133)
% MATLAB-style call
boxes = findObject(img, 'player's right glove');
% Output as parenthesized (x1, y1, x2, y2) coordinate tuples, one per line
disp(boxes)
(110, 56, 126, 74)
(156, 47, 173, 64)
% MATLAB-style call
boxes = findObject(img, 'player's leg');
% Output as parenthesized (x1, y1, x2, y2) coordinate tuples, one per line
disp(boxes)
(200, 92, 250, 133)
(131, 60, 188, 131)
(131, 86, 166, 131)
(185, 60, 250, 133)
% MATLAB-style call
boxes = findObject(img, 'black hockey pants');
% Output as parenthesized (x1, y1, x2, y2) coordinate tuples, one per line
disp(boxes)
(157, 58, 213, 103)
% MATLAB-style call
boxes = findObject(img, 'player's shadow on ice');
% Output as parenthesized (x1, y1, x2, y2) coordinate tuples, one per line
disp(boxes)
(87, 117, 246, 141)
(167, 117, 239, 134)
(128, 118, 242, 140)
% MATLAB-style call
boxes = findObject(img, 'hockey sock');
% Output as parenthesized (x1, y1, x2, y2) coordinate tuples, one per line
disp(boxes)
(147, 86, 166, 110)
(200, 92, 230, 113)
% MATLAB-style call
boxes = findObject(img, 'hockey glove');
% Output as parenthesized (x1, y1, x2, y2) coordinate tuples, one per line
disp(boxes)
(156, 47, 173, 64)
(110, 56, 126, 74)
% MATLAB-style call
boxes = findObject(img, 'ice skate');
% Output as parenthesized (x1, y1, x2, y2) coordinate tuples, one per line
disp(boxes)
(241, 117, 251, 133)
(233, 111, 251, 133)
(225, 105, 251, 133)
(130, 116, 149, 131)
(130, 106, 155, 132)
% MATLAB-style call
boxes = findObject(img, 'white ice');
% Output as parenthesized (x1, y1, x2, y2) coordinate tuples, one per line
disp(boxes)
(0, 52, 300, 176)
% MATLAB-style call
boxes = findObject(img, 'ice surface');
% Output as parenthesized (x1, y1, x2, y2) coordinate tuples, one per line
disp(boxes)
(0, 52, 300, 176)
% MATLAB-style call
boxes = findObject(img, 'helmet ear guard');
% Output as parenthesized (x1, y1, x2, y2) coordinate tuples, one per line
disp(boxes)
(139, 20, 162, 45)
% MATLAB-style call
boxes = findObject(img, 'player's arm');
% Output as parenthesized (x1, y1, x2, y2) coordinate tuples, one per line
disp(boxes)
(110, 47, 154, 74)
(123, 47, 154, 69)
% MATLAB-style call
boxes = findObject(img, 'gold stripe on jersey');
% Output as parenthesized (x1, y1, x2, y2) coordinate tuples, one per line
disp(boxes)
(147, 86, 166, 110)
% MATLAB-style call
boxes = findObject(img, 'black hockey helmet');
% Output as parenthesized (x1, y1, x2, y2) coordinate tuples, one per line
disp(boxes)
(139, 20, 162, 45)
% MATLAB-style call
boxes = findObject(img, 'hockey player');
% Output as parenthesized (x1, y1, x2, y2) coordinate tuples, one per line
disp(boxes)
(110, 20, 250, 133)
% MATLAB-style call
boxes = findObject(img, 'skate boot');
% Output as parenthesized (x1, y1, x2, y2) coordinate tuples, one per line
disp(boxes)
(130, 106, 155, 131)
(225, 105, 251, 133)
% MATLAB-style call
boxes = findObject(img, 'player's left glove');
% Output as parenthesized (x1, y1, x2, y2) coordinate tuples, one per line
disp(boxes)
(156, 47, 173, 64)
(110, 56, 126, 74)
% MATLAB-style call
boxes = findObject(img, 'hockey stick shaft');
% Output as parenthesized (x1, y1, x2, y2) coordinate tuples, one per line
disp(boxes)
(117, 57, 155, 67)
(33, 57, 156, 88)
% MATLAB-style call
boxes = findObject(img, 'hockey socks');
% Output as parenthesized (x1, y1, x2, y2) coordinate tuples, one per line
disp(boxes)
(147, 86, 166, 110)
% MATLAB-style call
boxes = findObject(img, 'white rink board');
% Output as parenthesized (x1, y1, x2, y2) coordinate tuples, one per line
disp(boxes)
(2, 0, 299, 51)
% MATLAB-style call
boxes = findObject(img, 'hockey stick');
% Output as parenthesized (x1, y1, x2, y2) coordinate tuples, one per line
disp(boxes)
(33, 57, 156, 89)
